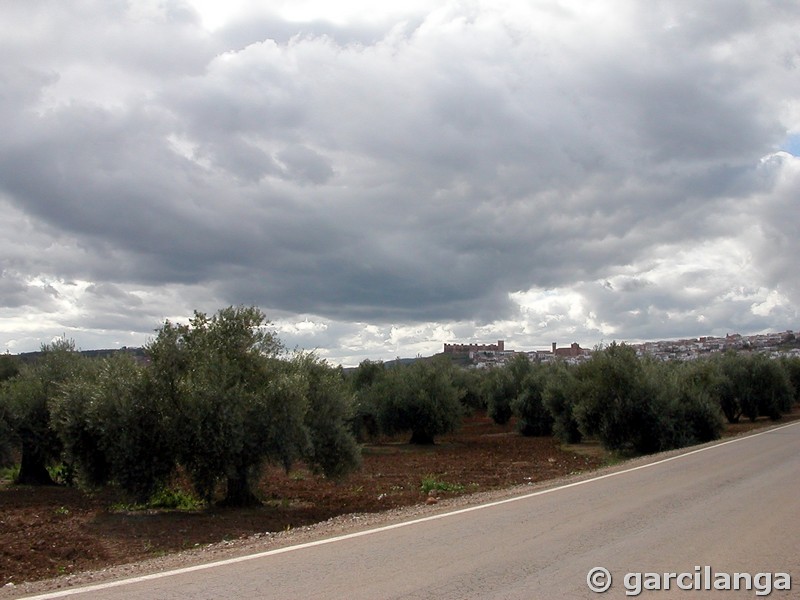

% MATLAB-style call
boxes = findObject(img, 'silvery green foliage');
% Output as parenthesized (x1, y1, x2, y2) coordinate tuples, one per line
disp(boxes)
(146, 306, 359, 506)
(511, 364, 553, 437)
(295, 353, 361, 479)
(570, 343, 724, 454)
(6, 339, 85, 485)
(54, 354, 175, 502)
(376, 357, 464, 445)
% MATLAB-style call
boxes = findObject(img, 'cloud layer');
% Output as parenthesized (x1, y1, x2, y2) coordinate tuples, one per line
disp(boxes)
(1, 0, 798, 364)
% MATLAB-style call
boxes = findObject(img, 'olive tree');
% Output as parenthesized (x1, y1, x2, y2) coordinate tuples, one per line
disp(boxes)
(451, 366, 485, 412)
(750, 354, 794, 420)
(52, 354, 176, 502)
(481, 354, 533, 425)
(573, 343, 669, 454)
(0, 389, 15, 468)
(295, 353, 361, 479)
(0, 353, 19, 382)
(511, 364, 553, 437)
(542, 363, 583, 443)
(712, 352, 748, 423)
(480, 366, 516, 425)
(148, 307, 294, 505)
(4, 339, 85, 484)
(573, 344, 724, 454)
(781, 356, 800, 404)
(348, 359, 386, 441)
(376, 357, 464, 445)
(147, 306, 359, 506)
(713, 352, 794, 423)
(0, 355, 20, 466)
(668, 362, 724, 445)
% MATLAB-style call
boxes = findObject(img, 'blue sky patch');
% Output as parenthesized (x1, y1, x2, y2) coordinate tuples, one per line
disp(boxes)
(781, 133, 800, 156)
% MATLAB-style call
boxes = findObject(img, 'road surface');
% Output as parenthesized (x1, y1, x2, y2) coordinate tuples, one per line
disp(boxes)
(20, 422, 800, 599)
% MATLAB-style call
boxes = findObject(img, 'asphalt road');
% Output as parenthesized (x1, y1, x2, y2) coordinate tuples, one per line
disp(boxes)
(22, 422, 800, 599)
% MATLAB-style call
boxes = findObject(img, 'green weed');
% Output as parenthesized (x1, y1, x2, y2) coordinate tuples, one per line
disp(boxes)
(111, 487, 203, 512)
(0, 464, 20, 483)
(420, 474, 465, 495)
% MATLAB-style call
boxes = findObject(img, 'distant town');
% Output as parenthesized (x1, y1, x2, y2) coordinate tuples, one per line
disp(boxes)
(443, 330, 800, 368)
(12, 330, 799, 369)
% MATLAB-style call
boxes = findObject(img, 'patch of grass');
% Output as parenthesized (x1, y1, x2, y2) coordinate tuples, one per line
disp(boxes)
(149, 488, 203, 510)
(111, 488, 203, 512)
(47, 462, 75, 486)
(601, 453, 626, 467)
(0, 464, 20, 483)
(420, 474, 465, 495)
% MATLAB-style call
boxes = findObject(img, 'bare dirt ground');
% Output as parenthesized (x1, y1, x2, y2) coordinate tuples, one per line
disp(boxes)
(2, 408, 798, 591)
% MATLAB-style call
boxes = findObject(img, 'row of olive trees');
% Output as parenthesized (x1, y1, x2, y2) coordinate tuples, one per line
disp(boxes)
(475, 344, 798, 454)
(349, 357, 464, 445)
(3, 327, 798, 496)
(546, 344, 727, 454)
(346, 345, 799, 454)
(0, 307, 360, 506)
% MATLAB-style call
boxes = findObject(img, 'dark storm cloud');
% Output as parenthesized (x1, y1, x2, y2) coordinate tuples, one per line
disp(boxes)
(0, 0, 798, 359)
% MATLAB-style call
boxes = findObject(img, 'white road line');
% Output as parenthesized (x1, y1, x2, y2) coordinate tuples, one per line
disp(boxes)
(20, 421, 800, 599)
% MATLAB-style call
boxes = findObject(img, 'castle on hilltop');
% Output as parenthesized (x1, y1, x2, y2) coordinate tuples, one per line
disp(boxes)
(443, 340, 505, 354)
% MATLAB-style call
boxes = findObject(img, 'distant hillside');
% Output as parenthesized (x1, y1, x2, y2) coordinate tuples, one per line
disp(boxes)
(16, 347, 147, 364)
(341, 353, 469, 373)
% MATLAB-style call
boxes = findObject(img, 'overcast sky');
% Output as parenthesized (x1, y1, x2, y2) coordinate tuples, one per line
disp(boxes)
(1, 1, 798, 366)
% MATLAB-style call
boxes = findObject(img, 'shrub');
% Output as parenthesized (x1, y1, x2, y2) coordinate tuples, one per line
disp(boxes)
(147, 488, 203, 511)
(420, 474, 464, 494)
(0, 353, 19, 464)
(672, 385, 724, 445)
